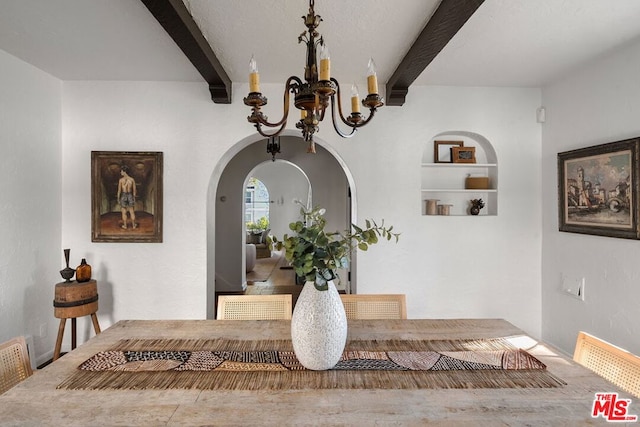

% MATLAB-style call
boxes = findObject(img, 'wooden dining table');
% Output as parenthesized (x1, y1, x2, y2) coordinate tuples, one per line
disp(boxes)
(0, 318, 635, 426)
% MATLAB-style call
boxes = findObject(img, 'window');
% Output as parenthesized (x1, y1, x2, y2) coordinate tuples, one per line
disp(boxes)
(245, 177, 269, 224)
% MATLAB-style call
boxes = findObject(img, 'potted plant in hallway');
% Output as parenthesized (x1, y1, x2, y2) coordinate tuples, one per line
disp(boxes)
(246, 216, 269, 244)
(272, 203, 399, 370)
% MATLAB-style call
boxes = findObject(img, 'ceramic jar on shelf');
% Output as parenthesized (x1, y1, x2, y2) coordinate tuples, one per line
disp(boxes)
(425, 199, 439, 215)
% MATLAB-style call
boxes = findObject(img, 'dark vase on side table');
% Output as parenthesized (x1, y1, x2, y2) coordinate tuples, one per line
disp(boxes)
(59, 249, 75, 282)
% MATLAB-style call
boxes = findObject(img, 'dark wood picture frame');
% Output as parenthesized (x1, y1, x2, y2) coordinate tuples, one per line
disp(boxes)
(434, 141, 463, 163)
(451, 146, 476, 164)
(91, 151, 163, 243)
(558, 137, 640, 239)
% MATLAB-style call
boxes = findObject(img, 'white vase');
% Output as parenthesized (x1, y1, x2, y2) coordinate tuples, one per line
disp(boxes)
(291, 280, 348, 370)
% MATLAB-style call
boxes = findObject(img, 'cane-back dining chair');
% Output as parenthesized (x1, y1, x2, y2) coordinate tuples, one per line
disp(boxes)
(0, 336, 33, 394)
(340, 294, 407, 320)
(573, 331, 640, 398)
(216, 294, 293, 320)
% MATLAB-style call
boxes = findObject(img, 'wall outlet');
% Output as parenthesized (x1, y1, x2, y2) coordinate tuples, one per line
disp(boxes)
(39, 323, 47, 338)
(562, 275, 585, 301)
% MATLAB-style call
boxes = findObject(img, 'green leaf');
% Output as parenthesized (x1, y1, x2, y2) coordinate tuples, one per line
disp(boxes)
(316, 234, 329, 246)
(272, 206, 399, 291)
(315, 248, 328, 259)
(314, 281, 329, 291)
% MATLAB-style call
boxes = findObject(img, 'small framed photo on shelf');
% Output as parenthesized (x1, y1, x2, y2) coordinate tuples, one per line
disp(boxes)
(451, 146, 476, 163)
(434, 141, 463, 163)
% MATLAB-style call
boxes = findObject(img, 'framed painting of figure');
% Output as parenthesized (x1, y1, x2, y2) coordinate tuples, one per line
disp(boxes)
(558, 138, 640, 239)
(91, 151, 163, 243)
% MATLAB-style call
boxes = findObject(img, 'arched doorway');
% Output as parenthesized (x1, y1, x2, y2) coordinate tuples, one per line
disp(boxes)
(206, 132, 358, 319)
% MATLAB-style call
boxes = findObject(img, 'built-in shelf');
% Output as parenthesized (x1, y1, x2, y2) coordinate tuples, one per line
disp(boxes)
(421, 134, 498, 216)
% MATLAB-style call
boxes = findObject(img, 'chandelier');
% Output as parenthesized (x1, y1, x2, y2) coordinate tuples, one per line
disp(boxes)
(243, 0, 383, 153)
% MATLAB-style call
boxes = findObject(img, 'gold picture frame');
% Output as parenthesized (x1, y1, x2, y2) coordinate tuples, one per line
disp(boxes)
(91, 151, 163, 243)
(451, 146, 476, 164)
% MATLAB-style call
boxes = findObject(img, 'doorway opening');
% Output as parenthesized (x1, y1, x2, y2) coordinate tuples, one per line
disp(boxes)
(207, 132, 358, 319)
(244, 160, 313, 304)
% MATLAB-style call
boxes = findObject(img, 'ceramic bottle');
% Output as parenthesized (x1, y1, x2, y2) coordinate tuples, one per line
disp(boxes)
(76, 258, 92, 282)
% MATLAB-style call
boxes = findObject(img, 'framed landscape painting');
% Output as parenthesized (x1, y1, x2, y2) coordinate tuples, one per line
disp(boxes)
(91, 151, 163, 243)
(557, 137, 640, 239)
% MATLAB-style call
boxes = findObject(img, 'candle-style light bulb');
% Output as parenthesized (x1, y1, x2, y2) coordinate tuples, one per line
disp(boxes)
(249, 55, 260, 93)
(367, 57, 378, 95)
(351, 83, 361, 113)
(319, 44, 331, 81)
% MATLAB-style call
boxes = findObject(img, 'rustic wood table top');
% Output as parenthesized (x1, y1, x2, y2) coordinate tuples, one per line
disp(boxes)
(0, 319, 634, 426)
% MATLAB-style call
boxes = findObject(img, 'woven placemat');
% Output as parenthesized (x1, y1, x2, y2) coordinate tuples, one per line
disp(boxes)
(57, 338, 565, 391)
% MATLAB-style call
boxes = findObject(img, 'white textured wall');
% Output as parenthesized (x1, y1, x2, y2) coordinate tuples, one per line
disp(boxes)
(61, 81, 237, 328)
(0, 50, 62, 364)
(542, 37, 640, 355)
(347, 86, 543, 336)
(61, 81, 543, 343)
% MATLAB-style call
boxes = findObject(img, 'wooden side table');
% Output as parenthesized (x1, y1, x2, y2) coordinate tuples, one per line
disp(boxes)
(53, 279, 101, 360)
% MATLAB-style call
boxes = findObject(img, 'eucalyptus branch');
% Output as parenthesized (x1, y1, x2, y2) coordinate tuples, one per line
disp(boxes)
(272, 203, 400, 291)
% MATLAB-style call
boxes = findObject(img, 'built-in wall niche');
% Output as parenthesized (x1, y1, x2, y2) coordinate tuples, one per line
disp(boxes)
(421, 131, 498, 216)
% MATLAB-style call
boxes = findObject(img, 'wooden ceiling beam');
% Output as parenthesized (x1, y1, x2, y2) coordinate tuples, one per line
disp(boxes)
(141, 0, 231, 104)
(386, 0, 485, 106)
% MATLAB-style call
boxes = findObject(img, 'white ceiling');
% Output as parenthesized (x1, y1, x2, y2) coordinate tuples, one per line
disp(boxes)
(1, 0, 640, 91)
